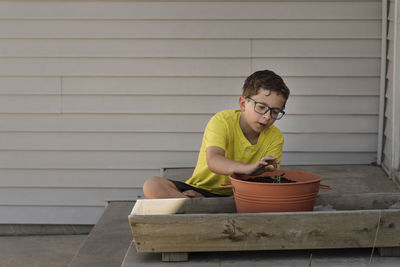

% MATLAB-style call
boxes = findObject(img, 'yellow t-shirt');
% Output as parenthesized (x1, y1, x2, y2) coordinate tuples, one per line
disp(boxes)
(186, 109, 284, 195)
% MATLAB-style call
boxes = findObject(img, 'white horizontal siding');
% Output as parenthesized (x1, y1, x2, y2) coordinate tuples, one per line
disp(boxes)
(284, 152, 377, 165)
(0, 188, 137, 206)
(1, 39, 380, 58)
(0, 1, 381, 20)
(0, 58, 251, 76)
(0, 39, 251, 58)
(0, 58, 380, 76)
(0, 151, 377, 170)
(0, 114, 378, 133)
(0, 169, 158, 188)
(0, 77, 60, 94)
(0, 132, 378, 152)
(0, 151, 199, 170)
(0, 0, 382, 224)
(0, 20, 381, 39)
(0, 95, 380, 114)
(0, 96, 61, 113)
(63, 95, 378, 114)
(58, 76, 382, 95)
(252, 39, 381, 58)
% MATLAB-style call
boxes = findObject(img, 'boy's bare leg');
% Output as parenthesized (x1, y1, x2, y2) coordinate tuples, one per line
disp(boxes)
(143, 176, 204, 199)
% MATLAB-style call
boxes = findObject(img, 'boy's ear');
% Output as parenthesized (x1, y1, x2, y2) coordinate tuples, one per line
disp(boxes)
(239, 96, 247, 112)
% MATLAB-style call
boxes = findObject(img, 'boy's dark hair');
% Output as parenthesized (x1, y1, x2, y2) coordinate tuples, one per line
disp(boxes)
(242, 70, 290, 106)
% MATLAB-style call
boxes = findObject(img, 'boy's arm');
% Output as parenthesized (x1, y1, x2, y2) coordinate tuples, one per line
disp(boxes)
(206, 146, 278, 176)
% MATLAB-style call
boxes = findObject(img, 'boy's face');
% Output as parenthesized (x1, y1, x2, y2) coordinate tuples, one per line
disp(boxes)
(239, 88, 286, 134)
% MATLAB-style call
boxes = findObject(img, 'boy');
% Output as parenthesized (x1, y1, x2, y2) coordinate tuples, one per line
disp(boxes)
(143, 69, 290, 198)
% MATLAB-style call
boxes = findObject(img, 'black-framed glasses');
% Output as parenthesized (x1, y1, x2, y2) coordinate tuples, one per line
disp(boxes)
(246, 97, 285, 120)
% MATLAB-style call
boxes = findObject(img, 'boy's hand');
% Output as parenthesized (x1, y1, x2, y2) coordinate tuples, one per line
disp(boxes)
(206, 146, 278, 177)
(236, 156, 279, 177)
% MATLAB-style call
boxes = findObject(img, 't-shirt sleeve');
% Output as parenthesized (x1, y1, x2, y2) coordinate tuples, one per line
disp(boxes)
(203, 113, 228, 150)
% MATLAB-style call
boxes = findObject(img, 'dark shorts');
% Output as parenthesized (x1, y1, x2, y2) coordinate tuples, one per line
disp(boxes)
(169, 180, 230, 198)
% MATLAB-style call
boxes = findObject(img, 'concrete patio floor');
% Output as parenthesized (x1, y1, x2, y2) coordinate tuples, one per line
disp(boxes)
(0, 235, 87, 267)
(123, 246, 400, 267)
(1, 234, 399, 267)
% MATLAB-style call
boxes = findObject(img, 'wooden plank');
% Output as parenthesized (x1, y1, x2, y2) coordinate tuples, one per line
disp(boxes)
(378, 247, 400, 256)
(131, 193, 400, 215)
(0, 2, 381, 20)
(0, 20, 381, 39)
(130, 195, 400, 253)
(130, 209, 400, 252)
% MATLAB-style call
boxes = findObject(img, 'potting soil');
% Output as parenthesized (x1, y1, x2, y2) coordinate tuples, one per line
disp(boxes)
(245, 175, 296, 183)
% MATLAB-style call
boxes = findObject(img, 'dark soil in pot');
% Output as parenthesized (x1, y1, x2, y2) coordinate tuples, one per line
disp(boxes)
(245, 173, 296, 184)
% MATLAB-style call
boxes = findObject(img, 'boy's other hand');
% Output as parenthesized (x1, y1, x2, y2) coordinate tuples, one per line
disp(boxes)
(236, 156, 279, 177)
(259, 155, 278, 170)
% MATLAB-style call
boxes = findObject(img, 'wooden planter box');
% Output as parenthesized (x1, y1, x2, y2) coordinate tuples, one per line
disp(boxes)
(129, 193, 400, 261)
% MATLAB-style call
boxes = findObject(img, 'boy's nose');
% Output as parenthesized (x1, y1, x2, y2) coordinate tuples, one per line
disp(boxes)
(262, 111, 272, 120)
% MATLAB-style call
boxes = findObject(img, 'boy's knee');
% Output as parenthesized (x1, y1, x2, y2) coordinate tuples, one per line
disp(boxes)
(143, 176, 163, 189)
(143, 176, 178, 199)
(143, 176, 171, 194)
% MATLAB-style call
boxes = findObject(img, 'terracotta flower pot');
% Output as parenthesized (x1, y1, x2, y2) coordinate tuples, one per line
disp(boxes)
(228, 170, 326, 213)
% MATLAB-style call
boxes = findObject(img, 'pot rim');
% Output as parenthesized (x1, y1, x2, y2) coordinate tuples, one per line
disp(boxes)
(229, 169, 322, 185)
(229, 175, 321, 185)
